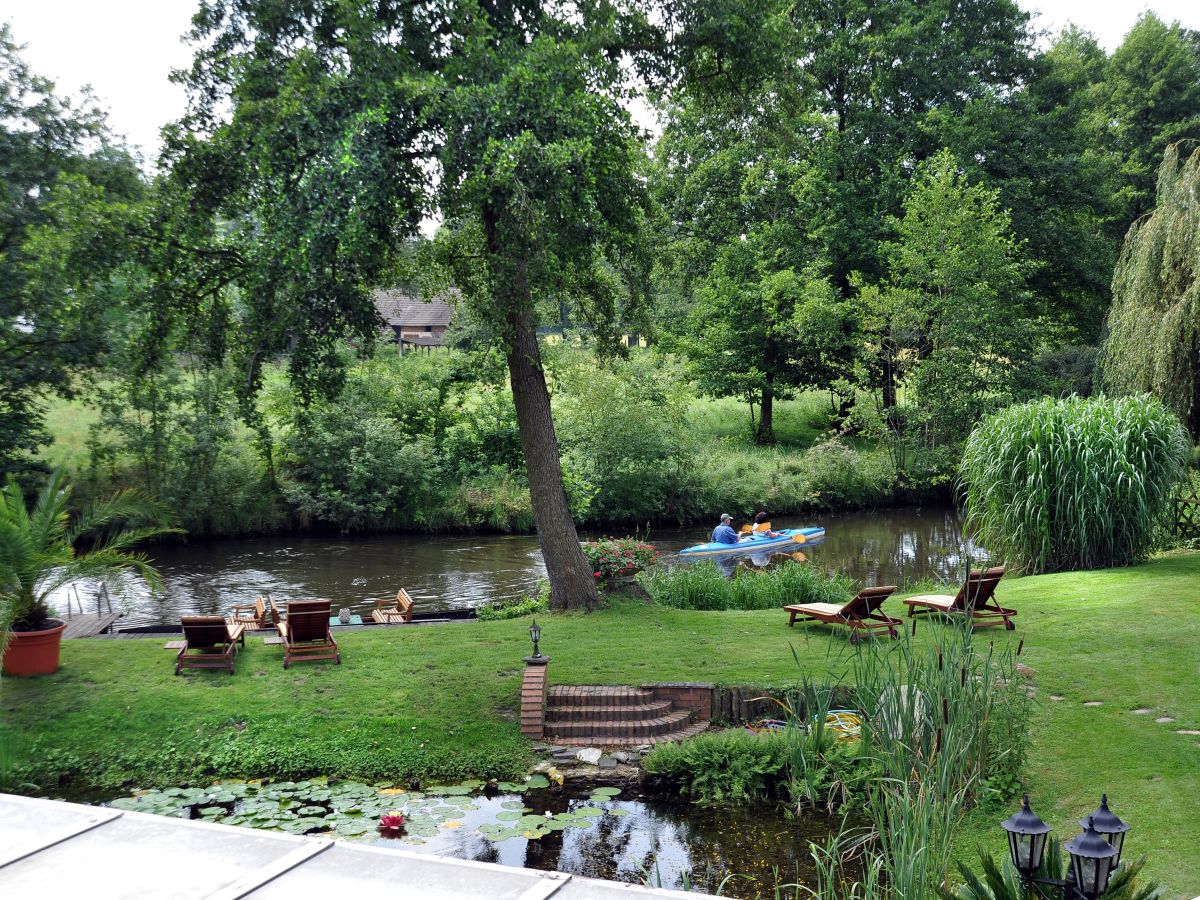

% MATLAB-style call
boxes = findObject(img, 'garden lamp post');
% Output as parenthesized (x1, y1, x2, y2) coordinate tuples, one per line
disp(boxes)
(1000, 795, 1128, 899)
(1080, 795, 1129, 869)
(529, 619, 542, 659)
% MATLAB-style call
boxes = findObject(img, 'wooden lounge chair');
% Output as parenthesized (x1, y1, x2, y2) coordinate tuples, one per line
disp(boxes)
(902, 566, 1015, 630)
(276, 599, 341, 668)
(785, 586, 900, 642)
(371, 589, 415, 625)
(176, 616, 246, 675)
(229, 595, 277, 630)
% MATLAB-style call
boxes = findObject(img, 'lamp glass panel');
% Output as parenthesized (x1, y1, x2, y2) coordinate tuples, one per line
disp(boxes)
(1107, 829, 1125, 863)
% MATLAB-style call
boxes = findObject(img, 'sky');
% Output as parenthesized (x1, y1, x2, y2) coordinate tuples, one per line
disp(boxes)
(4, 0, 1200, 164)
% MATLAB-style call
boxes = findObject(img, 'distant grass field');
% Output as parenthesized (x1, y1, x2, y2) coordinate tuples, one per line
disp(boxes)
(3, 554, 1198, 889)
(36, 394, 100, 471)
(686, 392, 835, 448)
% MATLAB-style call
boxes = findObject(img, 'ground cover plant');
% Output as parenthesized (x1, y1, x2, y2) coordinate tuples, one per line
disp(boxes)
(2, 554, 1198, 888)
(961, 395, 1191, 573)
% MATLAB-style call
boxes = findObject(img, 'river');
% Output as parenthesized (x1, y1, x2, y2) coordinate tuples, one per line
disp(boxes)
(58, 506, 984, 628)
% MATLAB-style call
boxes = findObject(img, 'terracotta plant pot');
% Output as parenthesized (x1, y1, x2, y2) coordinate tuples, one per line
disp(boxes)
(2, 619, 67, 677)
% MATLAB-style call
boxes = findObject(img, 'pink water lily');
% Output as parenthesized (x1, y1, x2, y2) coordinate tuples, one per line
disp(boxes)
(378, 812, 406, 830)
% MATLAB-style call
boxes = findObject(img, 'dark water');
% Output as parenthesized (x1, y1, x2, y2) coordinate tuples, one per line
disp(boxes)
(54, 507, 983, 627)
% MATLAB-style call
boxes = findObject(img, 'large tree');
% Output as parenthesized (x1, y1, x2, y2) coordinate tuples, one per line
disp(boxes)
(1100, 143, 1200, 439)
(169, 0, 655, 610)
(0, 26, 145, 474)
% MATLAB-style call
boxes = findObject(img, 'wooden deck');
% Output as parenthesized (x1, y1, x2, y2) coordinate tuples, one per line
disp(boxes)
(62, 613, 122, 639)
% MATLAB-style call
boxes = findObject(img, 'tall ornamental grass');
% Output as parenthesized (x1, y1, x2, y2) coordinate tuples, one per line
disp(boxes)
(638, 560, 854, 611)
(960, 395, 1190, 573)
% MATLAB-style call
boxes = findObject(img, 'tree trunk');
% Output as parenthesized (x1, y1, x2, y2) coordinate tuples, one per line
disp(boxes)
(504, 304, 600, 611)
(756, 373, 776, 445)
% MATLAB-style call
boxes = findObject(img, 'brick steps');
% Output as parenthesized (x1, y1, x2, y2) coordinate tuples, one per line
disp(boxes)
(546, 701, 674, 722)
(543, 684, 710, 747)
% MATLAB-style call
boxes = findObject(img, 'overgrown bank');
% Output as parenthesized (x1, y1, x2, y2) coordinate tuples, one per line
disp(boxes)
(2, 555, 1198, 888)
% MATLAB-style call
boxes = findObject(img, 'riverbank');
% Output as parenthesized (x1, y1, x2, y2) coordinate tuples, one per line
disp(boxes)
(3, 554, 1198, 889)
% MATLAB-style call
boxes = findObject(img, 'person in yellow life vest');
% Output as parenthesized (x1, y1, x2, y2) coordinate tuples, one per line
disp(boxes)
(751, 511, 780, 539)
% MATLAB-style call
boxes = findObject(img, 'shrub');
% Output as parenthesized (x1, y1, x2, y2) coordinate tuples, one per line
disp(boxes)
(960, 395, 1190, 573)
(437, 468, 534, 532)
(802, 438, 892, 508)
(581, 538, 660, 579)
(643, 729, 793, 806)
(638, 560, 855, 611)
(477, 581, 549, 621)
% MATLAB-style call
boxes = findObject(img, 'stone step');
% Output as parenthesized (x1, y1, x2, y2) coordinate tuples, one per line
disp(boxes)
(545, 709, 694, 741)
(547, 685, 654, 706)
(545, 700, 675, 723)
(550, 722, 710, 748)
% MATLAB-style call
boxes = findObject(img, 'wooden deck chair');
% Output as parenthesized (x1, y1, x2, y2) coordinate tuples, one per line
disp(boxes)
(371, 589, 415, 624)
(176, 616, 245, 675)
(902, 566, 1015, 630)
(229, 595, 277, 630)
(277, 599, 341, 668)
(785, 586, 900, 642)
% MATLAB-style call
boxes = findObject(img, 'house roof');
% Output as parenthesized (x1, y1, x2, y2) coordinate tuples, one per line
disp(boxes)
(373, 289, 453, 327)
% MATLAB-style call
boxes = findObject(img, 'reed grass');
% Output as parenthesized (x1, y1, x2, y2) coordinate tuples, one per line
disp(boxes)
(638, 560, 855, 611)
(960, 395, 1190, 573)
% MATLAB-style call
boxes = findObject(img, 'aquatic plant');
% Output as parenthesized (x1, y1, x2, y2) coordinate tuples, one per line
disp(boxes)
(638, 560, 854, 612)
(960, 395, 1190, 573)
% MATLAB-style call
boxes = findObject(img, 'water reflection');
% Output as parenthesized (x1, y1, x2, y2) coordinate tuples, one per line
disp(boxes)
(48, 507, 984, 627)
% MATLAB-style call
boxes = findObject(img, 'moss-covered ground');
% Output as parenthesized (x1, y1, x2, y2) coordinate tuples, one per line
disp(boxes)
(2, 553, 1197, 889)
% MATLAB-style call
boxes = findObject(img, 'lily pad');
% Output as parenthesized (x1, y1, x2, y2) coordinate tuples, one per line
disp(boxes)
(199, 807, 225, 818)
(573, 807, 604, 817)
(524, 775, 550, 790)
(500, 801, 527, 811)
(495, 782, 526, 792)
(589, 787, 622, 798)
(335, 821, 371, 836)
(496, 810, 524, 821)
(298, 805, 327, 816)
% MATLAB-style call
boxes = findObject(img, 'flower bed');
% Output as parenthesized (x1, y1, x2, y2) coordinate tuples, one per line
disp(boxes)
(581, 538, 660, 580)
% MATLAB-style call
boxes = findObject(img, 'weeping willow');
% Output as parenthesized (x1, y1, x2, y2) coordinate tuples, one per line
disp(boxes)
(1100, 142, 1200, 438)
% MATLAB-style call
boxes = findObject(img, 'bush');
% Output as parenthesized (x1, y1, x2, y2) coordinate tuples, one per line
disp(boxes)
(638, 560, 855, 611)
(643, 729, 794, 805)
(437, 468, 534, 532)
(802, 438, 892, 508)
(581, 538, 660, 579)
(961, 395, 1191, 573)
(477, 581, 549, 620)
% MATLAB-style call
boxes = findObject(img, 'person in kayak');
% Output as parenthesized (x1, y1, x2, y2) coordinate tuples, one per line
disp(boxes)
(750, 511, 780, 538)
(711, 513, 742, 544)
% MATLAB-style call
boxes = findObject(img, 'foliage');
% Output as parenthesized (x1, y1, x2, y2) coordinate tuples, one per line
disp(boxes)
(0, 472, 180, 631)
(940, 839, 1163, 900)
(1099, 143, 1200, 439)
(801, 438, 892, 509)
(476, 582, 550, 621)
(643, 728, 795, 806)
(581, 538, 661, 580)
(638, 560, 854, 611)
(961, 395, 1191, 573)
(0, 27, 146, 474)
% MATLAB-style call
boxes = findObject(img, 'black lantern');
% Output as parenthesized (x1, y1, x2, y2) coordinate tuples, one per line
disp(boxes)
(1080, 795, 1129, 869)
(529, 619, 542, 659)
(1065, 817, 1118, 899)
(1001, 794, 1053, 875)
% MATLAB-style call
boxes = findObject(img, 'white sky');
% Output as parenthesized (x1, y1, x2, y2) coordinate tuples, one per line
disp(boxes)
(4, 0, 1200, 164)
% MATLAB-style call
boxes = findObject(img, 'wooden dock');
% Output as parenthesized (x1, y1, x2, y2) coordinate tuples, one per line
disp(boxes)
(62, 613, 122, 639)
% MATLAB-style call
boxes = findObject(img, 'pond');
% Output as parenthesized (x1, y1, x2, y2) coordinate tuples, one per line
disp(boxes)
(103, 777, 836, 897)
(57, 506, 983, 627)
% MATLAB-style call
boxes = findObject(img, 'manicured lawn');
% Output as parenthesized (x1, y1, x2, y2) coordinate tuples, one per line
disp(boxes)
(2, 554, 1198, 889)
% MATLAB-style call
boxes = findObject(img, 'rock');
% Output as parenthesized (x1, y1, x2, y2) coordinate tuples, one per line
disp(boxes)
(1082, 701, 1102, 707)
(551, 748, 576, 762)
(598, 756, 619, 770)
(1049, 695, 1065, 702)
(1177, 729, 1200, 736)
(1131, 708, 1153, 715)
(1155, 716, 1175, 724)
(634, 744, 651, 754)
(612, 751, 633, 764)
(1014, 662, 1037, 679)
(575, 748, 603, 765)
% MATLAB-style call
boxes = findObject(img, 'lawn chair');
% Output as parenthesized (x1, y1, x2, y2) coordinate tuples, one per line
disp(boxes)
(370, 588, 415, 625)
(276, 599, 340, 668)
(902, 566, 1015, 630)
(229, 595, 277, 630)
(784, 586, 900, 642)
(175, 616, 246, 675)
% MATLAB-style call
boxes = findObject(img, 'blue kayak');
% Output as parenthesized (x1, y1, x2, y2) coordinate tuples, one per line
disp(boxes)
(679, 527, 826, 558)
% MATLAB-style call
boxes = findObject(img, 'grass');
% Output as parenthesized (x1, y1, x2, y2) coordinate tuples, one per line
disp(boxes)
(2, 554, 1198, 889)
(35, 394, 100, 471)
(686, 391, 835, 448)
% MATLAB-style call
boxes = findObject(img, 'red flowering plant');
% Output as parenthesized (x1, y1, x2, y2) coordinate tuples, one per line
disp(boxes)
(378, 811, 406, 831)
(581, 538, 660, 580)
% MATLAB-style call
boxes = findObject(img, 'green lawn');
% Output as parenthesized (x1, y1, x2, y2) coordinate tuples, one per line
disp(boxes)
(2, 554, 1198, 890)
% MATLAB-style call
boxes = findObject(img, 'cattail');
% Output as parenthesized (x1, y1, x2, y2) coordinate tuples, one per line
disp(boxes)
(938, 651, 943, 672)
(1017, 639, 1024, 656)
(943, 697, 949, 724)
(911, 619, 917, 637)
(935, 727, 943, 754)
(960, 666, 967, 687)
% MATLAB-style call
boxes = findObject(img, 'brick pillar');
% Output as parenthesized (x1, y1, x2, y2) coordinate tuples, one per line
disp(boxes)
(520, 656, 551, 739)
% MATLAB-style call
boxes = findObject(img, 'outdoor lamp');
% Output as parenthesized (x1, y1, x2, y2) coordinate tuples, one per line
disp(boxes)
(1080, 795, 1130, 869)
(529, 619, 542, 659)
(1001, 794, 1053, 875)
(1064, 817, 1118, 899)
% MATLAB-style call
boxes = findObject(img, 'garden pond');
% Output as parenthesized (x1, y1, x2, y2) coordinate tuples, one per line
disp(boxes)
(103, 776, 837, 896)
(60, 506, 983, 627)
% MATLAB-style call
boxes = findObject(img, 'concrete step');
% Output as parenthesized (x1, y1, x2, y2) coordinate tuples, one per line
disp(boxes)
(545, 700, 674, 723)
(545, 709, 694, 741)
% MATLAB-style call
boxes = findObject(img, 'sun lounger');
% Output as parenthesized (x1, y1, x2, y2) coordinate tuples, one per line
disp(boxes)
(175, 616, 246, 675)
(276, 599, 341, 668)
(785, 585, 900, 642)
(229, 595, 277, 630)
(371, 589, 415, 625)
(902, 566, 1015, 629)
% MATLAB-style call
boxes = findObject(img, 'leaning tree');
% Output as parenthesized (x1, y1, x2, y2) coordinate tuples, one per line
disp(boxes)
(166, 0, 657, 610)
(1099, 142, 1200, 439)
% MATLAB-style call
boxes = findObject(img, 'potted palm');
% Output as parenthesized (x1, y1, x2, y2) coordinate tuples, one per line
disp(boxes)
(0, 472, 181, 677)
